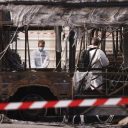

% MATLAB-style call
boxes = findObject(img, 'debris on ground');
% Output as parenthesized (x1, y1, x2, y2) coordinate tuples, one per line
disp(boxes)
(118, 117, 128, 126)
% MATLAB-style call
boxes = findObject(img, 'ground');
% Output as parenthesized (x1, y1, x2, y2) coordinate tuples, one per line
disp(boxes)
(0, 123, 123, 128)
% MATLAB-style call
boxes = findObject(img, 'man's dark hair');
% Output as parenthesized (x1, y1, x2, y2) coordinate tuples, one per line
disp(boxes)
(92, 37, 100, 46)
(38, 40, 45, 45)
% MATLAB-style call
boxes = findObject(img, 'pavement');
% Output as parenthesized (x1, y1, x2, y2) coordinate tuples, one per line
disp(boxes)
(0, 123, 124, 128)
(0, 114, 125, 128)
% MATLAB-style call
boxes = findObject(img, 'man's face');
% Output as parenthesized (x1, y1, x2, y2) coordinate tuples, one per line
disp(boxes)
(38, 42, 45, 48)
(38, 42, 45, 51)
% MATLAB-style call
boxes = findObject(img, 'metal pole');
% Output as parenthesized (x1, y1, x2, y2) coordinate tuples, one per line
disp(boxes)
(119, 27, 123, 53)
(27, 36, 31, 69)
(122, 26, 128, 67)
(112, 31, 116, 63)
(69, 30, 76, 72)
(116, 30, 119, 55)
(24, 26, 28, 70)
(15, 33, 17, 53)
(101, 30, 106, 53)
(55, 26, 62, 71)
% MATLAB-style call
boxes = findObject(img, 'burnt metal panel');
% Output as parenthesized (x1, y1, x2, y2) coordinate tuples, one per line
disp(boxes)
(0, 71, 72, 101)
(0, 4, 128, 27)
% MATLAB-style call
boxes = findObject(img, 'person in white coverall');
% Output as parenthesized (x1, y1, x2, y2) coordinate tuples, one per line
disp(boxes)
(74, 37, 109, 92)
(88, 37, 109, 90)
(31, 40, 49, 68)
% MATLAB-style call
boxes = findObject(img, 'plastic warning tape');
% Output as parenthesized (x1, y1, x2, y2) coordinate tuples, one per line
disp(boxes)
(0, 98, 128, 110)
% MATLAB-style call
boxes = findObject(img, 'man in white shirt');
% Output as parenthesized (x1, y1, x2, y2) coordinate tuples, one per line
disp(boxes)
(31, 40, 49, 68)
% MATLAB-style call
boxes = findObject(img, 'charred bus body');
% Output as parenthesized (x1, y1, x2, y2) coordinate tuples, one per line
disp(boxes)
(0, 1, 128, 121)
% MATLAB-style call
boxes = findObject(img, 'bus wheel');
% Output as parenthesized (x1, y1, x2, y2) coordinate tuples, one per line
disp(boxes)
(19, 92, 47, 121)
(8, 87, 56, 121)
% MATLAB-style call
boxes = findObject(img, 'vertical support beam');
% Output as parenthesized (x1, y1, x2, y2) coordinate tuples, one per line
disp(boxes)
(27, 38, 31, 69)
(119, 27, 123, 53)
(88, 29, 95, 45)
(122, 26, 128, 68)
(116, 30, 119, 56)
(0, 10, 11, 70)
(25, 26, 31, 69)
(69, 30, 75, 72)
(55, 26, 62, 71)
(65, 34, 68, 70)
(101, 30, 106, 53)
(82, 31, 85, 50)
(0, 28, 3, 70)
(95, 29, 99, 37)
(15, 33, 17, 53)
(112, 31, 116, 61)
(24, 26, 28, 70)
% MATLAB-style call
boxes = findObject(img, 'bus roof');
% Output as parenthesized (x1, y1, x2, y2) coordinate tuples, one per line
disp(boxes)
(0, 0, 128, 28)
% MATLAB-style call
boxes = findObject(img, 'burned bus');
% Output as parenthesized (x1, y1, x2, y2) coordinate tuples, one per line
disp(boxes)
(0, 0, 127, 121)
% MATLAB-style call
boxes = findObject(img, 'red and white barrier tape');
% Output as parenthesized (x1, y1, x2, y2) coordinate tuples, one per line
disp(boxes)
(0, 98, 128, 110)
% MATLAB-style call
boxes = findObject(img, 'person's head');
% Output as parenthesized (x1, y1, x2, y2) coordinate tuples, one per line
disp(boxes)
(38, 40, 45, 51)
(91, 37, 100, 46)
